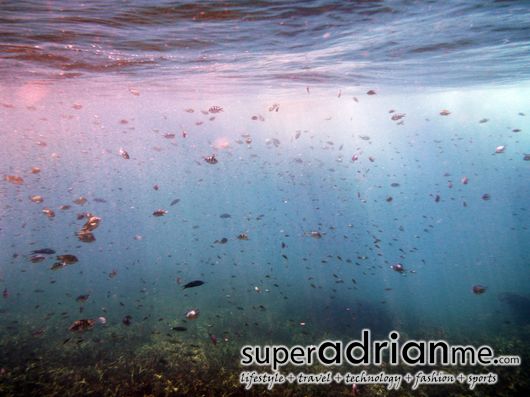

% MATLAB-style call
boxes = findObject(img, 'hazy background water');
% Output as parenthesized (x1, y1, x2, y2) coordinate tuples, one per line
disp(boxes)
(0, 1, 529, 395)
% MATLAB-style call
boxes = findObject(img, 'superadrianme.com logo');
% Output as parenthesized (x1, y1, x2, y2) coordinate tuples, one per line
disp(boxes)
(239, 329, 521, 390)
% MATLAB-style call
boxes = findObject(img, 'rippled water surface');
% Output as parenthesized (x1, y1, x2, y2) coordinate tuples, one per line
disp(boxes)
(1, 0, 530, 87)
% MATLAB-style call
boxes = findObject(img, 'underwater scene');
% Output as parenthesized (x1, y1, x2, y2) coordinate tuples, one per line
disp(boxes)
(1, 1, 529, 396)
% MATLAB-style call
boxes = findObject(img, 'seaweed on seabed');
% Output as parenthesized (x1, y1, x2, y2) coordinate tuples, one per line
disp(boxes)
(0, 326, 529, 397)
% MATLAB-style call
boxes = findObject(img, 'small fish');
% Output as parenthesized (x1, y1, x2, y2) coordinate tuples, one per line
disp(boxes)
(172, 326, 187, 332)
(214, 237, 228, 244)
(153, 209, 168, 217)
(57, 254, 78, 264)
(81, 216, 101, 232)
(183, 280, 205, 289)
(119, 148, 130, 159)
(73, 196, 87, 205)
(50, 262, 66, 271)
(208, 333, 218, 345)
(495, 145, 505, 154)
(204, 154, 218, 164)
(30, 255, 46, 263)
(68, 319, 95, 332)
(2, 288, 8, 299)
(29, 195, 44, 203)
(109, 269, 118, 278)
(170, 198, 180, 206)
(439, 109, 451, 116)
(122, 315, 132, 326)
(481, 193, 491, 201)
(306, 231, 322, 239)
(472, 285, 487, 294)
(209, 106, 223, 113)
(185, 309, 199, 320)
(32, 248, 56, 255)
(219, 213, 231, 219)
(77, 230, 95, 242)
(237, 233, 249, 240)
(42, 208, 55, 218)
(4, 175, 24, 185)
(76, 294, 90, 303)
(391, 263, 405, 273)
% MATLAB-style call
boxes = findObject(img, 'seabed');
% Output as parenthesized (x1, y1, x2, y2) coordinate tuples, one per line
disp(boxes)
(1, 324, 528, 397)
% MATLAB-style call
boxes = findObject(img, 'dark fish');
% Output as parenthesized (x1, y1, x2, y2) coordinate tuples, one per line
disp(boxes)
(122, 315, 132, 326)
(170, 198, 180, 206)
(472, 285, 487, 294)
(214, 238, 228, 244)
(93, 198, 107, 203)
(2, 288, 8, 298)
(219, 213, 231, 219)
(183, 280, 205, 289)
(172, 326, 187, 332)
(76, 294, 90, 303)
(481, 193, 491, 201)
(31, 248, 55, 255)
(208, 333, 218, 345)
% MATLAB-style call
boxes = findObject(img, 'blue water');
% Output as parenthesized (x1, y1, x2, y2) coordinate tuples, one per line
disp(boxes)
(0, 1, 529, 396)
